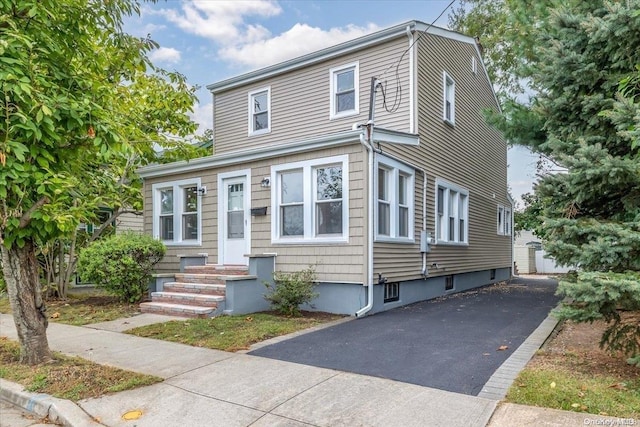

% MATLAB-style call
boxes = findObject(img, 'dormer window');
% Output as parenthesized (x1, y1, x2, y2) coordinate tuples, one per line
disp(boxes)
(330, 62, 359, 119)
(248, 87, 270, 136)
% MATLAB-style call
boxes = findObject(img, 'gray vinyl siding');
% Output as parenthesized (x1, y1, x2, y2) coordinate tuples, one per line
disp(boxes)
(115, 212, 143, 234)
(372, 33, 510, 282)
(213, 36, 411, 155)
(144, 144, 367, 283)
(143, 28, 509, 285)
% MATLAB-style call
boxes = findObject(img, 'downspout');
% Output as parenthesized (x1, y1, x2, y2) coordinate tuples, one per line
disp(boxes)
(355, 78, 382, 317)
(355, 132, 374, 317)
(421, 170, 428, 277)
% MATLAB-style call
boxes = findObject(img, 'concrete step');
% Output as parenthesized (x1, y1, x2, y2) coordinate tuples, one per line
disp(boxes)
(173, 273, 227, 284)
(163, 282, 226, 296)
(140, 302, 218, 318)
(151, 292, 224, 307)
(184, 264, 249, 276)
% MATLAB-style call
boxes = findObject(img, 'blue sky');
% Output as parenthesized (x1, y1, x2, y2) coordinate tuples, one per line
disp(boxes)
(125, 0, 539, 206)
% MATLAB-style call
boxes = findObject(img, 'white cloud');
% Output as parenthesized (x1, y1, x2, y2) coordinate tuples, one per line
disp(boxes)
(158, 1, 282, 44)
(156, 1, 378, 70)
(149, 47, 181, 64)
(190, 102, 213, 135)
(219, 23, 379, 69)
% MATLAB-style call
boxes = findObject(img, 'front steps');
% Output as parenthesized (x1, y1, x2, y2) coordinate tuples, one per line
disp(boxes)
(140, 264, 249, 318)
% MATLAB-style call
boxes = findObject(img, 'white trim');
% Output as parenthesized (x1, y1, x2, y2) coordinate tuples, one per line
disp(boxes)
(137, 127, 418, 179)
(217, 169, 252, 265)
(270, 155, 349, 244)
(497, 204, 512, 236)
(248, 86, 271, 136)
(211, 92, 216, 148)
(152, 177, 202, 246)
(434, 178, 469, 246)
(138, 129, 361, 179)
(206, 21, 481, 94)
(407, 25, 416, 134)
(374, 155, 415, 243)
(443, 71, 456, 125)
(372, 127, 419, 146)
(329, 62, 359, 119)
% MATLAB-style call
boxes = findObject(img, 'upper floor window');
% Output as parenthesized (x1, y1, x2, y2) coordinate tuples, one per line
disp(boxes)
(248, 87, 270, 136)
(271, 155, 349, 243)
(330, 62, 359, 119)
(375, 156, 415, 242)
(435, 179, 468, 245)
(497, 205, 512, 235)
(152, 178, 202, 245)
(443, 71, 455, 125)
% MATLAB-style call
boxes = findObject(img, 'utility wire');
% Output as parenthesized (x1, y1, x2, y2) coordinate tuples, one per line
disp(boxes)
(378, 0, 457, 113)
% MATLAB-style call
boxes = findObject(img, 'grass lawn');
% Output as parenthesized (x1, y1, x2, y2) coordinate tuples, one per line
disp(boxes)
(0, 338, 161, 401)
(0, 293, 141, 326)
(127, 311, 345, 352)
(506, 313, 640, 419)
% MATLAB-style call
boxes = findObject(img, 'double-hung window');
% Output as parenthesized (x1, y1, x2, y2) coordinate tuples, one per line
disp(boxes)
(330, 62, 359, 119)
(497, 205, 512, 235)
(248, 87, 270, 135)
(435, 179, 468, 244)
(375, 156, 415, 241)
(152, 178, 202, 245)
(272, 155, 349, 243)
(443, 71, 455, 125)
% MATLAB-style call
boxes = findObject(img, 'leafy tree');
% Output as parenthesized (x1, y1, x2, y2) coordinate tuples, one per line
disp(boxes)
(0, 0, 200, 364)
(513, 192, 546, 238)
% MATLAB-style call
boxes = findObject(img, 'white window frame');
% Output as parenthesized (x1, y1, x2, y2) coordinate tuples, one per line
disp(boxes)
(248, 86, 271, 136)
(271, 155, 349, 244)
(374, 156, 415, 242)
(329, 62, 359, 119)
(443, 71, 455, 125)
(152, 178, 202, 246)
(498, 204, 512, 236)
(435, 178, 468, 245)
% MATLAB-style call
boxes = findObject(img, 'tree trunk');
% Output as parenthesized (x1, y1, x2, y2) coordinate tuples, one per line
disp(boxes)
(1, 239, 52, 365)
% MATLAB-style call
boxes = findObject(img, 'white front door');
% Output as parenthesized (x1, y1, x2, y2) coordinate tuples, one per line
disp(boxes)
(219, 172, 250, 265)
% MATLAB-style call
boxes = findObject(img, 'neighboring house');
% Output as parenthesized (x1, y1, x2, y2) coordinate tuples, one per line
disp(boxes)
(138, 21, 513, 317)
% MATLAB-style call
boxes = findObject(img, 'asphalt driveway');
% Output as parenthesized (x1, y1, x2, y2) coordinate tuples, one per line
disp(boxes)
(249, 276, 560, 396)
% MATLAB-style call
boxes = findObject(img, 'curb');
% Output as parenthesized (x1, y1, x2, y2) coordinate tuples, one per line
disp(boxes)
(0, 378, 104, 426)
(478, 308, 561, 400)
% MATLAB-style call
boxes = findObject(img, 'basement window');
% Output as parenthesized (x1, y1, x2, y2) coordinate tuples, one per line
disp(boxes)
(384, 282, 400, 303)
(445, 275, 454, 291)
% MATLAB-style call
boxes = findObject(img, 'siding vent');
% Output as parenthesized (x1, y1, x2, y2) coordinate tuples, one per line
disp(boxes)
(445, 275, 454, 291)
(471, 56, 478, 75)
(384, 282, 400, 303)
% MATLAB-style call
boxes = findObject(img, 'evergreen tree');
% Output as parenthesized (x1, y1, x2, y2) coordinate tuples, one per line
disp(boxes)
(453, 1, 640, 365)
(514, 1, 639, 365)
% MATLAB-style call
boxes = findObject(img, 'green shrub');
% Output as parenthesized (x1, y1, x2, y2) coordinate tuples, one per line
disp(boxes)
(77, 232, 165, 303)
(264, 267, 318, 317)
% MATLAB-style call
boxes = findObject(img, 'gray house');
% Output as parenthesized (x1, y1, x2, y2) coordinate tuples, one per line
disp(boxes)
(138, 21, 513, 318)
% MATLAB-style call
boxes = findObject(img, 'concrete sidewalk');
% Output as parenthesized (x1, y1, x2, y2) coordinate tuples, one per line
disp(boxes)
(1, 313, 497, 426)
(1, 308, 633, 426)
